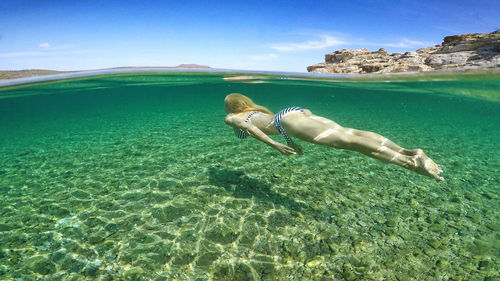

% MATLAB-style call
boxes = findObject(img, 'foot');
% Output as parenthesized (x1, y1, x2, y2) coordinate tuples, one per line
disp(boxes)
(411, 150, 444, 182)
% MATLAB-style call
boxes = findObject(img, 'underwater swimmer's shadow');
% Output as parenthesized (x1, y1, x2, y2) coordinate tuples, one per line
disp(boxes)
(208, 168, 315, 213)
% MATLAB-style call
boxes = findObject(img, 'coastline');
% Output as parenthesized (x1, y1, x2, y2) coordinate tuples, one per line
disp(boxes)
(0, 65, 211, 81)
(308, 31, 500, 75)
(1, 66, 499, 87)
(0, 69, 72, 80)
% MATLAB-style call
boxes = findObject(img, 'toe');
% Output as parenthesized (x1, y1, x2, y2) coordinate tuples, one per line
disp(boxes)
(437, 165, 443, 173)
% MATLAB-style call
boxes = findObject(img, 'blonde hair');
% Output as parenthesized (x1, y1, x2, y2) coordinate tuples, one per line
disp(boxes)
(224, 93, 272, 114)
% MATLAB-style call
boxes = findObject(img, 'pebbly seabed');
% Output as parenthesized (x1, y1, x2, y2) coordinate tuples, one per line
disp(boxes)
(0, 72, 498, 280)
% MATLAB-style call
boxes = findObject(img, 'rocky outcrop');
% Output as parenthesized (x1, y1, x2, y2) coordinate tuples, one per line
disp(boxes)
(307, 31, 500, 74)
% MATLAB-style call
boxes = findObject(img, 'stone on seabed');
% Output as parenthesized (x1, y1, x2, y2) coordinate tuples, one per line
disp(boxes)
(307, 31, 500, 73)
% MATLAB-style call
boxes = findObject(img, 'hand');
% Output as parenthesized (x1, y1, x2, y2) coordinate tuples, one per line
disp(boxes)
(274, 143, 297, 155)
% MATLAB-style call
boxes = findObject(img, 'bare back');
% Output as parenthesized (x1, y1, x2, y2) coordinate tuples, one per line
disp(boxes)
(225, 111, 279, 135)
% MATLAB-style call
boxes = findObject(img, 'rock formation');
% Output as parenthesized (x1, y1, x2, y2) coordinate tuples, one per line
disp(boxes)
(307, 31, 500, 74)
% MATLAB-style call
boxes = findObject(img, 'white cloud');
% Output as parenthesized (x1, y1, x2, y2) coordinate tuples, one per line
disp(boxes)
(270, 35, 344, 52)
(358, 38, 431, 49)
(50, 44, 75, 50)
(39, 42, 50, 48)
(267, 31, 431, 53)
(250, 53, 278, 61)
(377, 39, 429, 48)
(73, 50, 92, 54)
(0, 48, 93, 58)
(0, 51, 45, 58)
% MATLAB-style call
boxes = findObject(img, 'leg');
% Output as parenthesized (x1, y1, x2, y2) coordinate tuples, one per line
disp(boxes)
(330, 133, 443, 182)
(307, 114, 418, 156)
(281, 112, 444, 181)
(319, 129, 415, 168)
(347, 128, 420, 156)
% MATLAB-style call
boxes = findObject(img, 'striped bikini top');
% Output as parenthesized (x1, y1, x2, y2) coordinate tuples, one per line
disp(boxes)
(235, 107, 304, 145)
(234, 111, 260, 139)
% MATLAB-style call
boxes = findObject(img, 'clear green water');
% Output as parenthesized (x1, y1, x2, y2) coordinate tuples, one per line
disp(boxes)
(0, 73, 499, 280)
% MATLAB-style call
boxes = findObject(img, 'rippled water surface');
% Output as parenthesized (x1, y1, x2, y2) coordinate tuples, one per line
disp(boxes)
(0, 73, 499, 280)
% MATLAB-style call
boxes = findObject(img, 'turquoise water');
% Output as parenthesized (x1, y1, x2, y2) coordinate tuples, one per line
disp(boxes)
(0, 73, 499, 280)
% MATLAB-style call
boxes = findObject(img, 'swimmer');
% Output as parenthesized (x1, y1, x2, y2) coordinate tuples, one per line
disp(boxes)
(224, 93, 444, 182)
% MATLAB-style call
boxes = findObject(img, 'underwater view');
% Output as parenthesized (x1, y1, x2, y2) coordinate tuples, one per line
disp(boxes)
(0, 72, 499, 280)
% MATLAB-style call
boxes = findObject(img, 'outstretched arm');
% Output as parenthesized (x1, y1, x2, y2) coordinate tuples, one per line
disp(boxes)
(247, 125, 297, 155)
(225, 115, 297, 155)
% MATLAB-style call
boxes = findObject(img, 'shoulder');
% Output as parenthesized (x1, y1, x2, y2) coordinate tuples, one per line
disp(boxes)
(224, 114, 235, 125)
(225, 114, 243, 126)
(303, 109, 312, 116)
(225, 113, 252, 130)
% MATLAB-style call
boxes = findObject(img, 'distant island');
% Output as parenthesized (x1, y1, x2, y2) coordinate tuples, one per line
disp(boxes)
(110, 64, 211, 70)
(0, 69, 69, 80)
(307, 31, 500, 74)
(0, 64, 211, 80)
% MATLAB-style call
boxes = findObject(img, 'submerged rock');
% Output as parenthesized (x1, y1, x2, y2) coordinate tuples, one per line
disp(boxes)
(205, 223, 238, 244)
(26, 255, 56, 275)
(84, 259, 103, 276)
(307, 31, 500, 73)
(196, 252, 220, 267)
(0, 224, 13, 232)
(151, 205, 192, 223)
(59, 255, 86, 273)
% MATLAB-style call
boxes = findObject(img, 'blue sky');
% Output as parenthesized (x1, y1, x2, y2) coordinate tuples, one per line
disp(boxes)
(1, 0, 498, 72)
